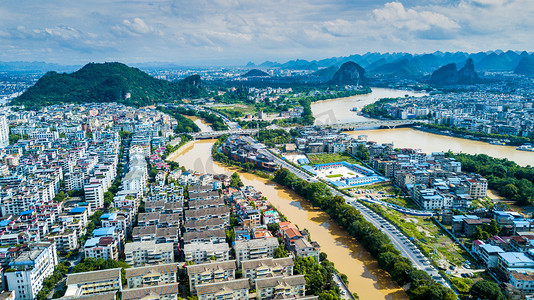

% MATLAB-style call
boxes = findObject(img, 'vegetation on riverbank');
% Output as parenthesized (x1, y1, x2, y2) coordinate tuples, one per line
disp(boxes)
(157, 106, 201, 133)
(273, 168, 457, 300)
(419, 123, 534, 146)
(170, 106, 228, 131)
(446, 152, 534, 205)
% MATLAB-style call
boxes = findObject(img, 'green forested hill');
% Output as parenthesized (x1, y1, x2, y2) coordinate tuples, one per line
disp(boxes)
(12, 62, 206, 109)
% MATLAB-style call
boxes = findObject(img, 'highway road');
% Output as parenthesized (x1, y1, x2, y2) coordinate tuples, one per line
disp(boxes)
(249, 138, 450, 288)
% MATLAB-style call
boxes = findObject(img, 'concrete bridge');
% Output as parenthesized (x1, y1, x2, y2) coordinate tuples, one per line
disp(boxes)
(190, 120, 419, 139)
(318, 120, 419, 130)
(191, 129, 259, 139)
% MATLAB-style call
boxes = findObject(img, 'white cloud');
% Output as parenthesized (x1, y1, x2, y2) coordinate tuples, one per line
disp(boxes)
(0, 0, 532, 64)
(373, 2, 460, 31)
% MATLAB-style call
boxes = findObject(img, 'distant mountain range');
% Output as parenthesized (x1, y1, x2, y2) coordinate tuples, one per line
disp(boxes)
(254, 50, 534, 76)
(11, 62, 206, 109)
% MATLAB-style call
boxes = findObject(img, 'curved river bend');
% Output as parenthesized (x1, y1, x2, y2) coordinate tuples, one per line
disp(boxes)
(170, 140, 407, 300)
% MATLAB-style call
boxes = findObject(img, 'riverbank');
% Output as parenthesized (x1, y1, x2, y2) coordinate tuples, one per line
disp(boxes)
(167, 139, 408, 300)
(348, 128, 534, 167)
(311, 87, 427, 125)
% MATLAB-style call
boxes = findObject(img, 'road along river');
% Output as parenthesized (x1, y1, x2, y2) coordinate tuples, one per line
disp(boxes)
(170, 139, 408, 300)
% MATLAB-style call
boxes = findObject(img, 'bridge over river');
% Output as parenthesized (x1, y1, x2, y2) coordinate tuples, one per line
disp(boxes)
(191, 120, 419, 139)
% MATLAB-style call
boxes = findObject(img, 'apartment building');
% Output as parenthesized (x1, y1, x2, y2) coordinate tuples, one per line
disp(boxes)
(4, 243, 58, 300)
(125, 263, 179, 288)
(124, 241, 174, 267)
(234, 237, 279, 266)
(186, 260, 237, 294)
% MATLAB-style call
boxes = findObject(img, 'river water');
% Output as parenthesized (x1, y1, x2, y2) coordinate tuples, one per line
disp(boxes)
(170, 140, 407, 300)
(311, 88, 427, 125)
(348, 128, 534, 168)
(184, 115, 213, 132)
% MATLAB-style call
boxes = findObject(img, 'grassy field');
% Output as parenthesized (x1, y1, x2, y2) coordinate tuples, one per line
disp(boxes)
(306, 152, 361, 165)
(326, 174, 343, 178)
(212, 104, 257, 115)
(369, 203, 472, 268)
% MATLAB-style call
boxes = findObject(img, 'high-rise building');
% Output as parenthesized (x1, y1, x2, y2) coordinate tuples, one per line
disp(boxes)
(0, 115, 8, 148)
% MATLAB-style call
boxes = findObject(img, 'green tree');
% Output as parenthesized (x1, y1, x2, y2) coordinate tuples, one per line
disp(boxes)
(469, 280, 505, 300)
(274, 244, 289, 258)
(230, 172, 244, 188)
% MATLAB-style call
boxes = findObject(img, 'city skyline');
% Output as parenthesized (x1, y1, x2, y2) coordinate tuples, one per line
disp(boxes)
(1, 0, 532, 65)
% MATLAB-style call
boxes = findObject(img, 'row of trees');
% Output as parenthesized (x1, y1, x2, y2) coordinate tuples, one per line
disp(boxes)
(36, 263, 69, 300)
(273, 168, 456, 299)
(447, 152, 534, 205)
(294, 256, 344, 300)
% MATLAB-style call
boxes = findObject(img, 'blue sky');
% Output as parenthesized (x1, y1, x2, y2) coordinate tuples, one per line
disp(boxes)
(0, 0, 531, 65)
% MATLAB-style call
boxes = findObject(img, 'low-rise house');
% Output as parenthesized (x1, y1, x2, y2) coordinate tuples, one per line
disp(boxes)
(122, 283, 179, 300)
(255, 275, 307, 300)
(125, 241, 174, 267)
(184, 218, 226, 233)
(196, 278, 250, 300)
(158, 213, 182, 228)
(83, 236, 118, 260)
(186, 260, 237, 294)
(184, 207, 230, 224)
(132, 226, 157, 242)
(509, 270, 534, 294)
(183, 229, 226, 245)
(242, 257, 294, 284)
(479, 244, 505, 268)
(235, 237, 279, 266)
(137, 212, 160, 227)
(183, 242, 230, 264)
(63, 268, 122, 298)
(293, 239, 320, 262)
(497, 252, 534, 279)
(125, 263, 179, 288)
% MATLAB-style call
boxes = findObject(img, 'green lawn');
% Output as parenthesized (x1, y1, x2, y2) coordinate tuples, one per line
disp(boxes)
(326, 174, 343, 178)
(307, 152, 361, 165)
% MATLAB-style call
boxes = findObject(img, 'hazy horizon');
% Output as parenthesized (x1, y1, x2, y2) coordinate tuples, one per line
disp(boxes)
(1, 0, 532, 65)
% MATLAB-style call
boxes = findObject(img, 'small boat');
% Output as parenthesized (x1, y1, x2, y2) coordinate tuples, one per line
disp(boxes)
(350, 107, 358, 112)
(516, 144, 534, 151)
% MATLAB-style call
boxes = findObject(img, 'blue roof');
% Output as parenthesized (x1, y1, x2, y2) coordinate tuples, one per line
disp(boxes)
(70, 207, 86, 214)
(100, 213, 117, 220)
(84, 237, 100, 248)
(0, 220, 10, 227)
(498, 252, 534, 265)
(20, 209, 35, 216)
(93, 227, 116, 237)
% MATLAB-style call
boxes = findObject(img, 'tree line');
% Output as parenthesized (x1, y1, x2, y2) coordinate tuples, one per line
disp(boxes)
(273, 168, 456, 299)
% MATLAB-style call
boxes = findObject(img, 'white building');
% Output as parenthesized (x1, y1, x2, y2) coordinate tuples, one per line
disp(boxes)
(124, 241, 174, 267)
(84, 183, 104, 210)
(4, 242, 58, 300)
(0, 115, 8, 148)
(234, 237, 279, 266)
(183, 242, 230, 264)
(83, 236, 118, 261)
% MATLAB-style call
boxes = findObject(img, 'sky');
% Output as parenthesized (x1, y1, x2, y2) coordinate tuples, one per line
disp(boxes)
(0, 0, 532, 65)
